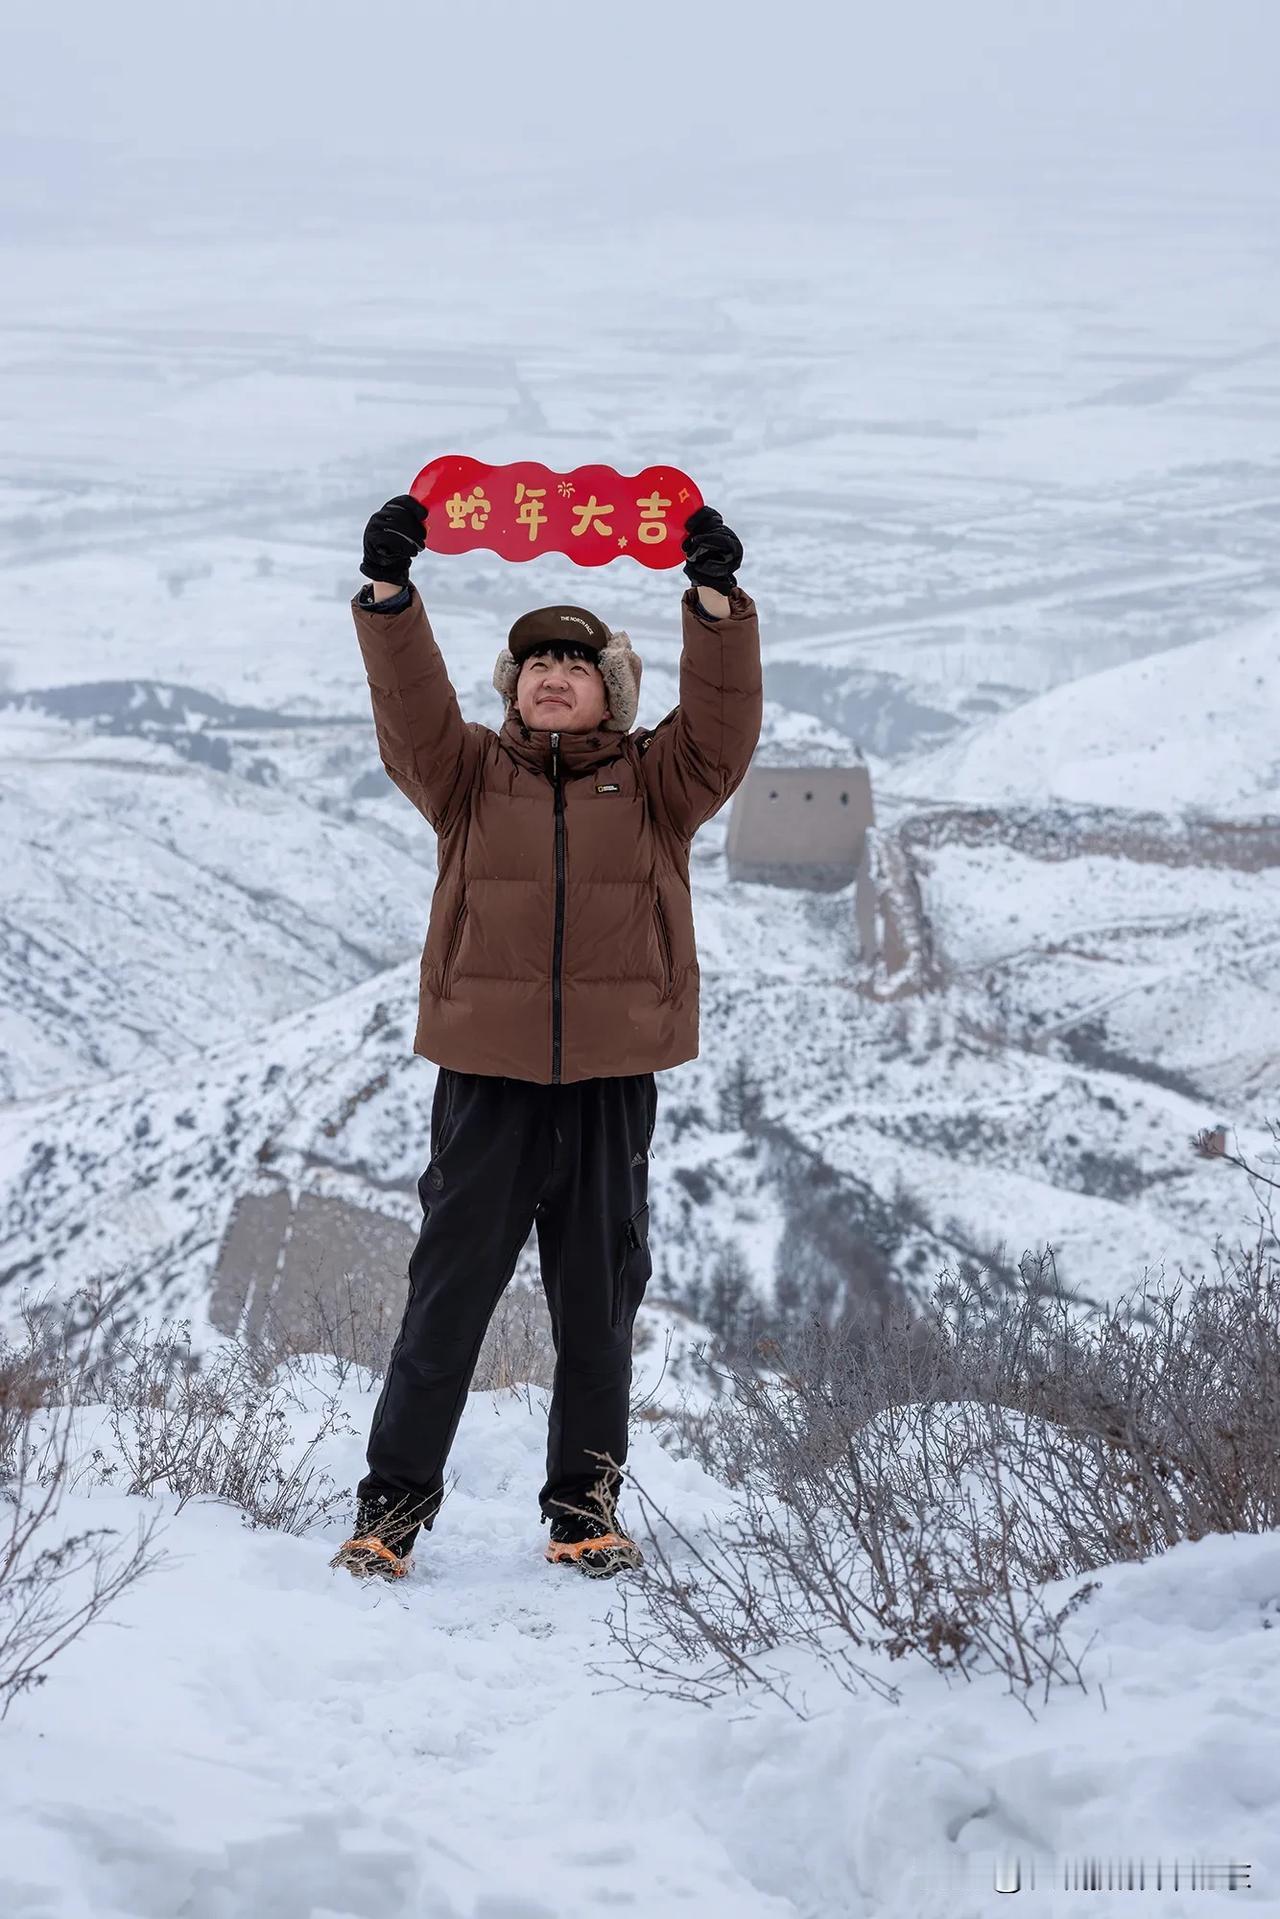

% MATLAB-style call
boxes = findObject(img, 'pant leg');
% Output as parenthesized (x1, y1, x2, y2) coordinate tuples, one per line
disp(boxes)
(359, 1069, 551, 1543)
(535, 1073, 657, 1524)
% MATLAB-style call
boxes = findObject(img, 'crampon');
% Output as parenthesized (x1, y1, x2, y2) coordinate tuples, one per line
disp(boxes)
(330, 1536, 412, 1582)
(544, 1510, 644, 1579)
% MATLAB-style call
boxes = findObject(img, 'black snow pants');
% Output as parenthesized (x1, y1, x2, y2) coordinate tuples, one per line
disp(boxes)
(358, 1067, 656, 1553)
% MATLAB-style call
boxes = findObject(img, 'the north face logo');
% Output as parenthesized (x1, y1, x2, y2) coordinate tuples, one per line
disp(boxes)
(559, 614, 592, 632)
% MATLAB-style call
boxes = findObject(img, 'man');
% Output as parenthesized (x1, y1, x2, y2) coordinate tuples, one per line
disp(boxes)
(333, 492, 761, 1580)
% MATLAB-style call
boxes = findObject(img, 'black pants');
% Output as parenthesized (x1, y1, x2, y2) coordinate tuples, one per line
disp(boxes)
(358, 1068, 657, 1551)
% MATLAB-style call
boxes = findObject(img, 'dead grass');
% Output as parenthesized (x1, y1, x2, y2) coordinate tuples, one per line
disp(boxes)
(603, 1138, 1280, 1718)
(0, 1288, 161, 1717)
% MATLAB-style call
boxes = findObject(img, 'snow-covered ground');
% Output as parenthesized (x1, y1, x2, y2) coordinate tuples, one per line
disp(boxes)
(2, 1372, 1276, 1919)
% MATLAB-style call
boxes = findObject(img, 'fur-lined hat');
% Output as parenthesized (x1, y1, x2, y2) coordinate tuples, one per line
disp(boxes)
(492, 604, 643, 734)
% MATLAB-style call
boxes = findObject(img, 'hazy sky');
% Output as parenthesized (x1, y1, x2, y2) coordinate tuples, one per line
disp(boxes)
(4, 0, 1277, 175)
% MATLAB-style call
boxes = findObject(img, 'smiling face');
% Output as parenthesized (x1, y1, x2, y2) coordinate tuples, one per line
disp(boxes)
(515, 646, 609, 733)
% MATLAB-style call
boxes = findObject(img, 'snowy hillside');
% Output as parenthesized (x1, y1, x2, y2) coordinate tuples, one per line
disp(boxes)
(0, 699, 430, 1102)
(891, 613, 1280, 817)
(0, 586, 1272, 1338)
(2, 1372, 1277, 1919)
(914, 832, 1280, 1108)
(0, 805, 1261, 1339)
(2, 627, 1273, 1336)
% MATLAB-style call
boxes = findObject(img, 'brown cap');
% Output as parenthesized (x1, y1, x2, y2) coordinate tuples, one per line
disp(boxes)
(493, 613, 644, 733)
(507, 605, 611, 661)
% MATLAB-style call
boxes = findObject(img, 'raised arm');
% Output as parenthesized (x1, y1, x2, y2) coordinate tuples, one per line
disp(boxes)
(355, 506, 491, 836)
(352, 582, 483, 831)
(641, 505, 762, 837)
(351, 497, 481, 831)
(641, 583, 762, 837)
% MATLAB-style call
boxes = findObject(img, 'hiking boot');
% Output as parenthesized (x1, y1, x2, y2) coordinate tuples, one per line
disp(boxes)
(544, 1508, 644, 1579)
(330, 1534, 412, 1581)
(330, 1487, 423, 1582)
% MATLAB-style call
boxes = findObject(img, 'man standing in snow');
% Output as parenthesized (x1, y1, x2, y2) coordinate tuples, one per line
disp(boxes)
(334, 493, 761, 1578)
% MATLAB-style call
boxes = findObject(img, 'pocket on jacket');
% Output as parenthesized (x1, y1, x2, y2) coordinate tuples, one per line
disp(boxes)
(441, 902, 467, 998)
(612, 1202, 652, 1327)
(653, 902, 674, 1000)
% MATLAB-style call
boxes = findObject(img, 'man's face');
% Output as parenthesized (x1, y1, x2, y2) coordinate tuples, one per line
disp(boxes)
(516, 648, 609, 733)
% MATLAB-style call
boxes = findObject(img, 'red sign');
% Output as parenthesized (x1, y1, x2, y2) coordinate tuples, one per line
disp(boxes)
(409, 456, 703, 569)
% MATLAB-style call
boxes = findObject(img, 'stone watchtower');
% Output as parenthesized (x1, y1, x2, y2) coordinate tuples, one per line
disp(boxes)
(726, 761, 875, 890)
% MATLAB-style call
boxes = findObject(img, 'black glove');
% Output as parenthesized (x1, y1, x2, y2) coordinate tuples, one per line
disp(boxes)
(682, 504, 743, 592)
(359, 494, 428, 588)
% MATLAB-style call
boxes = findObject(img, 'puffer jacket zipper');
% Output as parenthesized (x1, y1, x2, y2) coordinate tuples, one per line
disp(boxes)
(550, 731, 565, 1082)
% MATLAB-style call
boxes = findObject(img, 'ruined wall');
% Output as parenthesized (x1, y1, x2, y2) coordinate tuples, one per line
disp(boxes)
(856, 802, 1280, 1000)
(727, 764, 875, 890)
(209, 1188, 414, 1355)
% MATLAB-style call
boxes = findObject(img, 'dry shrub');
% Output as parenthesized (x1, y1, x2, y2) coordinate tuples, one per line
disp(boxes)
(0, 1274, 375, 1714)
(258, 1268, 399, 1392)
(471, 1278, 558, 1400)
(606, 1206, 1280, 1718)
(0, 1326, 60, 1482)
(93, 1318, 352, 1533)
(258, 1258, 558, 1405)
(0, 1293, 161, 1717)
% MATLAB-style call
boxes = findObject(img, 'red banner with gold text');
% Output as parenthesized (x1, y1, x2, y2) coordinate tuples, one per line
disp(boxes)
(409, 457, 703, 569)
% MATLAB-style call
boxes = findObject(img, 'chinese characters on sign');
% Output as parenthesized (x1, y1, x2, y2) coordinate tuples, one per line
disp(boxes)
(636, 491, 671, 543)
(514, 481, 548, 542)
(571, 495, 613, 539)
(443, 488, 491, 532)
(409, 458, 703, 568)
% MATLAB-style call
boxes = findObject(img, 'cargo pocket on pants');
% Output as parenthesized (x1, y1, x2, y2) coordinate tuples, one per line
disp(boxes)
(611, 1203, 652, 1327)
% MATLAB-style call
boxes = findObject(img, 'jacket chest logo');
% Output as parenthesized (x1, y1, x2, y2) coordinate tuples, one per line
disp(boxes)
(596, 783, 621, 794)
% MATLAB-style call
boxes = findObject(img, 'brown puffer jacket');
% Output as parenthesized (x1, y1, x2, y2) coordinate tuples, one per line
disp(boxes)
(352, 582, 762, 1084)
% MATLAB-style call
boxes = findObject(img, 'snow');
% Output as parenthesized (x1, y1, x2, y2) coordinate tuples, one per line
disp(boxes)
(2, 1374, 1277, 1918)
(3, 846, 1268, 1342)
(0, 713, 433, 1101)
(4, 103, 1280, 1919)
(895, 613, 1280, 817)
(917, 839, 1280, 1105)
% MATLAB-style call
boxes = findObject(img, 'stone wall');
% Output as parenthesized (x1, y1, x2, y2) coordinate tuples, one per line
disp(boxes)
(209, 1189, 414, 1356)
(726, 764, 874, 891)
(857, 802, 1280, 999)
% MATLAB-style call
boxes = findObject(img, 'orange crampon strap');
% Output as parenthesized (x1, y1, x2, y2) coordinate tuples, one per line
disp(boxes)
(342, 1535, 408, 1575)
(546, 1532, 633, 1559)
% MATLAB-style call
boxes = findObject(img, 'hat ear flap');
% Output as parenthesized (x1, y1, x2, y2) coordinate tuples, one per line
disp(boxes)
(598, 629, 642, 733)
(494, 631, 643, 731)
(493, 646, 520, 708)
